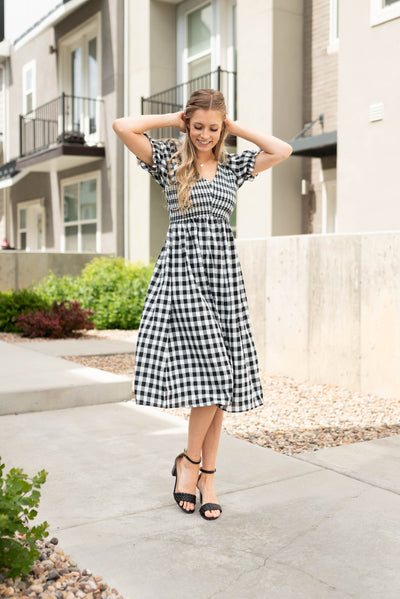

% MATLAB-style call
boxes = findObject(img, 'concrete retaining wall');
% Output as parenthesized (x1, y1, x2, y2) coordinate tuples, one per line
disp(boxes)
(236, 231, 400, 399)
(0, 252, 111, 291)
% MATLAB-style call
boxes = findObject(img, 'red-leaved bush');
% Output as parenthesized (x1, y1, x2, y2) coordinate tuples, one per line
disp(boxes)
(15, 301, 95, 339)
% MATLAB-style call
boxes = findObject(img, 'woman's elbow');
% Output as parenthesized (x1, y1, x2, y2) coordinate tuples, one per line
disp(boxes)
(282, 142, 293, 160)
(112, 118, 124, 135)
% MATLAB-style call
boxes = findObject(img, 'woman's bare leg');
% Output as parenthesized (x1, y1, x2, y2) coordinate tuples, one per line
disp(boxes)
(176, 405, 218, 512)
(197, 407, 224, 518)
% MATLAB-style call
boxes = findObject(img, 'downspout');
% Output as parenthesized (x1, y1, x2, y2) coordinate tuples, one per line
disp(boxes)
(123, 0, 130, 260)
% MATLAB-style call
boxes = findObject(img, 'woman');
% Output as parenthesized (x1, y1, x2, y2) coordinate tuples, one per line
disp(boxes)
(113, 89, 292, 520)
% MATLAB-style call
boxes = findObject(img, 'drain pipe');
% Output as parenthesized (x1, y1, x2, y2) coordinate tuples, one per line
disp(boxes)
(123, 0, 130, 260)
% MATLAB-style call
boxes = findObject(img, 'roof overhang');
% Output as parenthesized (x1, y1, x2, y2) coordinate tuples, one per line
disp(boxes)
(16, 144, 105, 173)
(289, 131, 337, 158)
(0, 40, 10, 59)
(14, 0, 91, 50)
(0, 171, 29, 189)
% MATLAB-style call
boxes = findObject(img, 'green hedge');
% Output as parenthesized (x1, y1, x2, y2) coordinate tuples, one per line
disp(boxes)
(34, 256, 155, 330)
(0, 289, 51, 333)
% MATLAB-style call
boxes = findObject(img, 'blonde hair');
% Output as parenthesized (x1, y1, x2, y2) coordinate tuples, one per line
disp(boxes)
(169, 89, 228, 213)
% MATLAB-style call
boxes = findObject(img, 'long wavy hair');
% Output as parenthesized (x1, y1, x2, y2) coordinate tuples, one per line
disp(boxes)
(169, 89, 228, 213)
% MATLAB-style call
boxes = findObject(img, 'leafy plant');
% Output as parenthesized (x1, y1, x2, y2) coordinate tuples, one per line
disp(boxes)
(34, 257, 154, 330)
(15, 300, 95, 338)
(0, 289, 50, 333)
(0, 457, 49, 578)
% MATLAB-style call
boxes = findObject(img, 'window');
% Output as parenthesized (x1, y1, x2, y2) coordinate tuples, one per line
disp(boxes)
(59, 15, 100, 141)
(371, 0, 400, 25)
(187, 3, 212, 80)
(22, 61, 36, 114)
(61, 172, 100, 252)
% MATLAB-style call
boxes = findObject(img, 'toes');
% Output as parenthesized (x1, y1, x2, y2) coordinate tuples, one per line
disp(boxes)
(205, 509, 220, 518)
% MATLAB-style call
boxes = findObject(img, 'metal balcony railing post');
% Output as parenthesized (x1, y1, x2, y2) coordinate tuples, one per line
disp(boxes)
(217, 66, 221, 91)
(19, 115, 23, 156)
(61, 92, 65, 143)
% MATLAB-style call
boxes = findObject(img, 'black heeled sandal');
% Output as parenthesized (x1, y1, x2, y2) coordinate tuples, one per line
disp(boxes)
(171, 450, 201, 514)
(197, 467, 222, 521)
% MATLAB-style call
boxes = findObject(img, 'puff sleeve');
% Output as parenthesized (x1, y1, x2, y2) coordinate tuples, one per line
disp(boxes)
(137, 134, 177, 189)
(226, 149, 261, 189)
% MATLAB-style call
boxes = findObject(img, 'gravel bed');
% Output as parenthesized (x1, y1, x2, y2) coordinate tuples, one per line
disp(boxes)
(0, 537, 128, 599)
(63, 353, 400, 456)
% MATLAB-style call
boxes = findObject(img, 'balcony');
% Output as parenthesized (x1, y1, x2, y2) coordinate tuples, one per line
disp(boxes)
(17, 93, 105, 172)
(141, 67, 237, 140)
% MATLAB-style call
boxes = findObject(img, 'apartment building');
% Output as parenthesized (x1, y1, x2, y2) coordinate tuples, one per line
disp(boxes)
(1, 0, 399, 263)
(0, 0, 124, 254)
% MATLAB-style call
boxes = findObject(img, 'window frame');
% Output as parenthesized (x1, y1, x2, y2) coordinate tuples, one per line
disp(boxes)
(177, 0, 217, 85)
(58, 13, 101, 143)
(370, 0, 400, 26)
(22, 60, 36, 115)
(60, 170, 101, 253)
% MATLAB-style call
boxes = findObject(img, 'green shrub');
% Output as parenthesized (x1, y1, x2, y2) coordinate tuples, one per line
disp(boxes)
(0, 457, 49, 578)
(0, 289, 50, 333)
(35, 257, 154, 330)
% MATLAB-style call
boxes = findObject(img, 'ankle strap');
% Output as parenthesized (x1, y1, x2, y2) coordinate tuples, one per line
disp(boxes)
(183, 450, 201, 465)
(200, 467, 216, 474)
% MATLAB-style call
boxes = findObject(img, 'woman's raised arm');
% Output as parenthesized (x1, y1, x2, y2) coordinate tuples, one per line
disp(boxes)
(112, 112, 186, 166)
(225, 118, 293, 174)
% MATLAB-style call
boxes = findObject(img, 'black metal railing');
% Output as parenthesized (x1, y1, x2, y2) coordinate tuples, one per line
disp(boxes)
(141, 67, 237, 139)
(19, 93, 103, 157)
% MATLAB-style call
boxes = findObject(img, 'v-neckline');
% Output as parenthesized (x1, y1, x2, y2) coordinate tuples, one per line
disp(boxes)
(200, 162, 219, 184)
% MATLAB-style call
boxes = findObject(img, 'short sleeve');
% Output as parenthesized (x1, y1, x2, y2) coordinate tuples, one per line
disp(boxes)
(137, 134, 177, 189)
(226, 149, 261, 190)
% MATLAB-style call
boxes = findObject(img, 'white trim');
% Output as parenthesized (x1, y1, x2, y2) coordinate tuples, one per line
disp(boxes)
(329, 0, 339, 44)
(14, 0, 91, 50)
(22, 60, 36, 114)
(60, 170, 101, 253)
(370, 0, 400, 26)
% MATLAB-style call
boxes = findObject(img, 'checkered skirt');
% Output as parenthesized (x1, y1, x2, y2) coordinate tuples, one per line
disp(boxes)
(133, 135, 264, 412)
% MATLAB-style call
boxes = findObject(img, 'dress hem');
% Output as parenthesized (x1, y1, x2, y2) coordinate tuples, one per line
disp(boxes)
(134, 396, 264, 413)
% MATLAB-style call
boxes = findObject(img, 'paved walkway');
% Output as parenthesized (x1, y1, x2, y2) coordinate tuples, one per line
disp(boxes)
(0, 340, 133, 415)
(0, 338, 399, 598)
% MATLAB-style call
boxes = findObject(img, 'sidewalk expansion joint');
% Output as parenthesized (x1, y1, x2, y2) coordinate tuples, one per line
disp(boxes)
(292, 454, 400, 496)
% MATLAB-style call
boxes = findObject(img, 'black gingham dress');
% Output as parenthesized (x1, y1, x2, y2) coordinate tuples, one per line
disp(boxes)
(133, 135, 264, 412)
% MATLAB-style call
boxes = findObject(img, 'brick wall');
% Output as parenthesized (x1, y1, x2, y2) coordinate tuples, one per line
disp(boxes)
(302, 0, 338, 233)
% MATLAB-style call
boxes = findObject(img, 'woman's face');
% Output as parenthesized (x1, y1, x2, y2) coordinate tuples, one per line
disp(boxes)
(188, 109, 224, 154)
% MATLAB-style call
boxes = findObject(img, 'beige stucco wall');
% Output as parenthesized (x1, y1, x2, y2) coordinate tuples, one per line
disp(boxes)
(336, 3, 400, 232)
(237, 231, 400, 399)
(236, 0, 303, 240)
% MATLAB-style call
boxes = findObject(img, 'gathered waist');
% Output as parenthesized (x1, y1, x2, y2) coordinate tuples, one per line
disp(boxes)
(169, 208, 229, 224)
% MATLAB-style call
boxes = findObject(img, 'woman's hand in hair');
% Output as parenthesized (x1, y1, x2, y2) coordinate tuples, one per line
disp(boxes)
(224, 117, 235, 134)
(172, 111, 186, 133)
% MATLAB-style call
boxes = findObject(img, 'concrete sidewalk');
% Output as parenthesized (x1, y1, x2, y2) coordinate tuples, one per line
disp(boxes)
(0, 340, 132, 415)
(1, 402, 399, 599)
